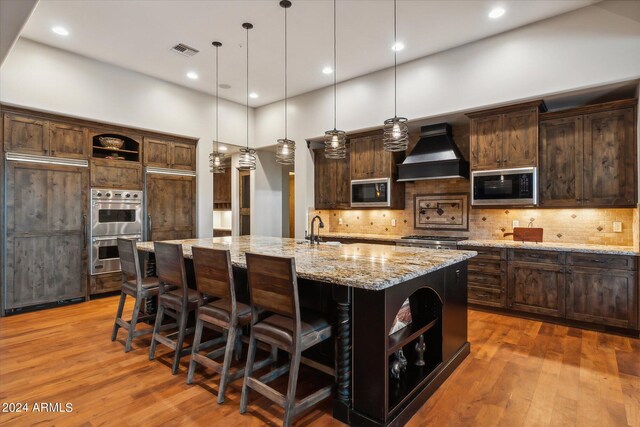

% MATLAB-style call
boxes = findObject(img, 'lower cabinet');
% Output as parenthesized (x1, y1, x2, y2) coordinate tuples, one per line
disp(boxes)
(461, 246, 507, 308)
(508, 261, 565, 317)
(566, 266, 637, 329)
(146, 173, 196, 241)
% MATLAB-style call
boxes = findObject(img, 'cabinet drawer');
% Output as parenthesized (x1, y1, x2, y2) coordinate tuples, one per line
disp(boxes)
(459, 246, 505, 261)
(509, 249, 565, 264)
(567, 253, 637, 271)
(468, 271, 504, 290)
(468, 286, 504, 308)
(468, 259, 504, 274)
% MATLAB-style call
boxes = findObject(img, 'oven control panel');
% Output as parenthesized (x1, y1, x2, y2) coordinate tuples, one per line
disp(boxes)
(91, 188, 143, 201)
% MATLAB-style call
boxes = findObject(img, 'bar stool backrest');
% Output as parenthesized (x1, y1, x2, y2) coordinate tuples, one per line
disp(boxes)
(245, 252, 300, 321)
(154, 242, 189, 298)
(192, 246, 235, 310)
(118, 238, 142, 292)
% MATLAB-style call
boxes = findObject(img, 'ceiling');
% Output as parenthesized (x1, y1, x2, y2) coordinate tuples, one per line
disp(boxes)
(20, 0, 599, 107)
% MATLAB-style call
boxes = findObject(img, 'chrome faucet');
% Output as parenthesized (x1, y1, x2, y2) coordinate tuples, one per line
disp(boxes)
(309, 215, 325, 245)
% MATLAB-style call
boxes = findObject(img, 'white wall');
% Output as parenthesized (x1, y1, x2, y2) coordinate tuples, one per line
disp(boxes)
(254, 4, 640, 238)
(250, 150, 283, 237)
(0, 38, 253, 238)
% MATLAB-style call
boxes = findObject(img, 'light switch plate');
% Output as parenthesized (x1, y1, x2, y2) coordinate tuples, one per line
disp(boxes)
(338, 217, 343, 225)
(391, 219, 397, 227)
(613, 221, 622, 233)
(512, 220, 520, 228)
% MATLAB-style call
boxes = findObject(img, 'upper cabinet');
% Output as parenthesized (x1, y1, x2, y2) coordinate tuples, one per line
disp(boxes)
(350, 134, 395, 180)
(467, 101, 545, 171)
(213, 166, 232, 210)
(540, 100, 637, 208)
(143, 137, 196, 171)
(3, 114, 89, 159)
(314, 146, 351, 210)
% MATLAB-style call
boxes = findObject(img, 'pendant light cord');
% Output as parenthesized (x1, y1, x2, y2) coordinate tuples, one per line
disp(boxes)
(333, 0, 337, 131)
(284, 4, 288, 140)
(215, 44, 219, 149)
(393, 0, 397, 118)
(246, 26, 249, 150)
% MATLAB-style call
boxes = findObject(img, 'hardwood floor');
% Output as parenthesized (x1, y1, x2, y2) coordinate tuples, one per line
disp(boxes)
(0, 296, 638, 426)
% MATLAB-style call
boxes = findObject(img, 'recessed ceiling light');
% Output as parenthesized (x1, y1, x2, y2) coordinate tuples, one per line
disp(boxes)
(488, 7, 505, 19)
(51, 26, 69, 36)
(186, 71, 198, 80)
(249, 92, 259, 99)
(392, 42, 404, 52)
(322, 66, 333, 74)
(219, 145, 228, 152)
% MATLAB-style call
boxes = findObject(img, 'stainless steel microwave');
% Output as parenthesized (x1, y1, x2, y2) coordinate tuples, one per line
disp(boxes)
(471, 167, 537, 206)
(351, 178, 391, 207)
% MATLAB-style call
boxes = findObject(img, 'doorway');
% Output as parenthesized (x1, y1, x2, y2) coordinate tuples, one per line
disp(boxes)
(239, 170, 250, 235)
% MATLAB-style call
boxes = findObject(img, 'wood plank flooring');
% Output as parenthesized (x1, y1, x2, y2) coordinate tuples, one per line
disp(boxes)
(0, 296, 638, 426)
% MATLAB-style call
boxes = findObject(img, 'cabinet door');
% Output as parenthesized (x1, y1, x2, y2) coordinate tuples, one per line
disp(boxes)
(147, 174, 196, 241)
(143, 138, 172, 168)
(508, 261, 565, 317)
(90, 158, 143, 189)
(5, 161, 88, 309)
(502, 108, 537, 168)
(50, 122, 89, 159)
(371, 136, 391, 179)
(213, 168, 231, 204)
(539, 116, 583, 207)
(583, 108, 636, 207)
(314, 150, 332, 209)
(350, 136, 374, 179)
(566, 267, 637, 329)
(3, 114, 49, 155)
(470, 115, 502, 170)
(333, 148, 351, 208)
(172, 142, 196, 171)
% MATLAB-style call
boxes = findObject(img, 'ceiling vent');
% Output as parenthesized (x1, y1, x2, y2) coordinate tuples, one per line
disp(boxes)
(170, 43, 199, 57)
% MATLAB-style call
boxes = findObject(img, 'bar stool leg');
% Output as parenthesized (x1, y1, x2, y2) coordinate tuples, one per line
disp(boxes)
(125, 297, 142, 352)
(111, 292, 127, 341)
(217, 326, 238, 404)
(239, 331, 258, 414)
(149, 304, 165, 360)
(283, 347, 301, 427)
(172, 309, 188, 374)
(186, 317, 204, 385)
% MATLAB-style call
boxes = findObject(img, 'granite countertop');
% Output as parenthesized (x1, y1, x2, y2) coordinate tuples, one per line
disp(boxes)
(461, 239, 639, 256)
(137, 236, 476, 290)
(320, 231, 404, 243)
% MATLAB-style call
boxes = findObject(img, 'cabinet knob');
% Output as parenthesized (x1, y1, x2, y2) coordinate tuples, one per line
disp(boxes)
(503, 158, 508, 164)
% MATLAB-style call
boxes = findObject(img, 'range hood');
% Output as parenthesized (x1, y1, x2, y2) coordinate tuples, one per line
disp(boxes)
(397, 123, 469, 181)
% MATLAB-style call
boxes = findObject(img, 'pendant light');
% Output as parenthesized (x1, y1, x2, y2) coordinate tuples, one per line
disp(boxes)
(276, 0, 295, 165)
(324, 0, 346, 159)
(238, 22, 257, 171)
(382, 0, 408, 152)
(209, 41, 227, 173)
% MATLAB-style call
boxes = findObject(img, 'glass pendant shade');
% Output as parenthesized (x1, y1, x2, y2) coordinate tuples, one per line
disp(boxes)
(324, 129, 347, 159)
(276, 138, 295, 165)
(238, 147, 257, 171)
(383, 116, 409, 151)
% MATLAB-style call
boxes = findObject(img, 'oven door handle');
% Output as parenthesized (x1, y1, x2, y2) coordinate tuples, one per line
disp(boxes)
(82, 214, 88, 249)
(92, 235, 141, 242)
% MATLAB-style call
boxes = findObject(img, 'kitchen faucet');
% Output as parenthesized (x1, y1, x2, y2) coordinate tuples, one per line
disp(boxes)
(309, 215, 324, 245)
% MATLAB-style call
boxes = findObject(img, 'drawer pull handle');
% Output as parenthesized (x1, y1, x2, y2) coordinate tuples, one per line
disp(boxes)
(528, 254, 543, 259)
(477, 263, 487, 266)
(475, 293, 489, 298)
(591, 259, 606, 263)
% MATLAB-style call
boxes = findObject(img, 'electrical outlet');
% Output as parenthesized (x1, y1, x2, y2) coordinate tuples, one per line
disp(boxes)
(613, 221, 622, 233)
(338, 217, 343, 225)
(391, 219, 397, 227)
(512, 220, 520, 228)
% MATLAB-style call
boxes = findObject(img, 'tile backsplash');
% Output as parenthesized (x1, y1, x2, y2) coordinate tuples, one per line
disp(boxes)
(311, 178, 637, 247)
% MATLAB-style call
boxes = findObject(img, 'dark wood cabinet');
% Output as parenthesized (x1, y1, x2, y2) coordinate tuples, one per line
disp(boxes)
(566, 266, 637, 329)
(3, 114, 49, 155)
(459, 245, 507, 308)
(4, 161, 88, 311)
(146, 173, 196, 241)
(314, 147, 350, 210)
(91, 158, 143, 189)
(50, 122, 89, 159)
(508, 260, 565, 318)
(468, 102, 543, 171)
(539, 100, 637, 208)
(213, 167, 231, 209)
(143, 137, 196, 170)
(350, 134, 395, 180)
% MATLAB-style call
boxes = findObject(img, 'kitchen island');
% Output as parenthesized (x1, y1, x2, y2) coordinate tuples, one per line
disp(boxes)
(137, 236, 476, 426)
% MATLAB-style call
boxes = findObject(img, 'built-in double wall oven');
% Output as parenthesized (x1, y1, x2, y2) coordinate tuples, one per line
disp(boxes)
(90, 188, 143, 275)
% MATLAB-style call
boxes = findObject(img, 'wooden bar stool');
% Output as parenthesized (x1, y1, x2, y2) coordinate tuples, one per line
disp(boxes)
(186, 246, 276, 403)
(240, 253, 333, 427)
(111, 238, 160, 352)
(149, 242, 199, 374)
